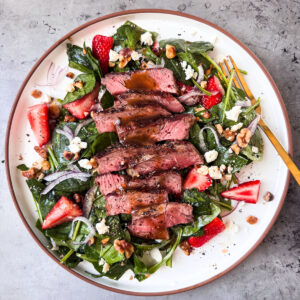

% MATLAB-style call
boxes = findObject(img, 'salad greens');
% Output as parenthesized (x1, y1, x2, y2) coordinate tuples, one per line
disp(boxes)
(19, 20, 264, 282)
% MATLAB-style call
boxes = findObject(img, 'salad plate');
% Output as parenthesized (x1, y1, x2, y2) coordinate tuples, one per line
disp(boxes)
(5, 9, 291, 295)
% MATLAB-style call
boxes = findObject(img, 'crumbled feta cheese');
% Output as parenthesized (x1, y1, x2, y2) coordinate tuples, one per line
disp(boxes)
(109, 49, 120, 62)
(197, 165, 209, 175)
(220, 164, 226, 173)
(204, 150, 218, 163)
(96, 219, 109, 235)
(231, 122, 243, 132)
(99, 258, 105, 266)
(149, 248, 162, 263)
(224, 174, 232, 181)
(103, 262, 110, 273)
(78, 159, 92, 170)
(192, 71, 198, 79)
(252, 146, 259, 153)
(66, 82, 75, 92)
(227, 165, 233, 174)
(208, 166, 222, 180)
(131, 50, 142, 61)
(140, 31, 153, 46)
(69, 137, 87, 153)
(228, 148, 233, 154)
(225, 106, 242, 122)
(180, 61, 187, 69)
(226, 220, 239, 233)
(180, 61, 197, 80)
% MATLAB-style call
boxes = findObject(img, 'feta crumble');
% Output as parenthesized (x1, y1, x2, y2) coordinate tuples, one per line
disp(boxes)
(78, 159, 92, 170)
(219, 164, 226, 172)
(109, 49, 120, 62)
(225, 106, 242, 122)
(99, 258, 105, 266)
(131, 50, 142, 61)
(96, 219, 109, 235)
(208, 166, 222, 180)
(204, 150, 218, 163)
(140, 31, 153, 46)
(69, 137, 87, 154)
(180, 61, 197, 80)
(227, 165, 233, 174)
(231, 122, 243, 132)
(197, 165, 209, 175)
(228, 148, 233, 154)
(66, 82, 75, 93)
(252, 146, 259, 153)
(103, 262, 110, 273)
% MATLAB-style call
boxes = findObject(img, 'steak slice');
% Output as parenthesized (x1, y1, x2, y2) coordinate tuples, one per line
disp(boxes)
(91, 103, 170, 134)
(116, 114, 196, 145)
(95, 171, 182, 195)
(105, 190, 168, 216)
(114, 91, 184, 113)
(128, 203, 193, 239)
(101, 68, 178, 95)
(95, 141, 203, 175)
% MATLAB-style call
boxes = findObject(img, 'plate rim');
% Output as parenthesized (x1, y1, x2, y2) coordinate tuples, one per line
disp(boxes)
(5, 8, 292, 296)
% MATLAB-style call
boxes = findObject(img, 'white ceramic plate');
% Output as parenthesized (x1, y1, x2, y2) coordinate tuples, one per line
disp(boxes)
(5, 9, 291, 296)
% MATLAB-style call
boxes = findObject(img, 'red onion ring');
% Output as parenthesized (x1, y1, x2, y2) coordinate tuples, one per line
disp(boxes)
(220, 201, 240, 218)
(68, 216, 96, 245)
(74, 119, 93, 137)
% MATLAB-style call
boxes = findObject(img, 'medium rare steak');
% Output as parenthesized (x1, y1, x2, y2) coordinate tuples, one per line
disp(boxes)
(114, 91, 184, 113)
(105, 190, 168, 216)
(116, 114, 196, 145)
(91, 103, 170, 134)
(128, 203, 193, 239)
(95, 171, 182, 195)
(95, 141, 203, 175)
(101, 68, 178, 95)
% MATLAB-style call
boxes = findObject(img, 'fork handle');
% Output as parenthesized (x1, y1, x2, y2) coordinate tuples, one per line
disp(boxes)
(258, 118, 300, 185)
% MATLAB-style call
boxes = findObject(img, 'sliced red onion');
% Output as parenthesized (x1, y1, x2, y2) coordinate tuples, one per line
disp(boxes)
(56, 128, 73, 143)
(247, 115, 260, 136)
(68, 164, 81, 172)
(50, 237, 59, 251)
(83, 185, 98, 218)
(44, 171, 73, 181)
(63, 125, 74, 139)
(220, 201, 240, 218)
(41, 172, 92, 195)
(178, 90, 206, 102)
(235, 99, 251, 107)
(147, 58, 165, 69)
(74, 119, 93, 136)
(68, 216, 96, 245)
(199, 126, 221, 152)
(196, 64, 204, 84)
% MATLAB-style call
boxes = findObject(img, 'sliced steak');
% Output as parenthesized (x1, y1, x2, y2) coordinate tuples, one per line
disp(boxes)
(95, 141, 203, 175)
(105, 190, 168, 216)
(91, 103, 170, 134)
(96, 171, 182, 195)
(116, 114, 196, 145)
(101, 68, 178, 95)
(114, 91, 184, 113)
(128, 202, 193, 239)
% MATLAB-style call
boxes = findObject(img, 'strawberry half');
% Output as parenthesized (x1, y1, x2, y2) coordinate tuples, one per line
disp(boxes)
(27, 103, 50, 146)
(221, 180, 261, 204)
(42, 196, 82, 230)
(64, 83, 100, 119)
(183, 167, 212, 192)
(201, 75, 225, 109)
(92, 35, 114, 74)
(188, 217, 225, 248)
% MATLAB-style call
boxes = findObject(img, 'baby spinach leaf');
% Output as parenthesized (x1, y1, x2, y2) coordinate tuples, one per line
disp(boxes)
(189, 122, 201, 151)
(159, 39, 213, 54)
(54, 177, 92, 193)
(133, 254, 148, 275)
(63, 73, 96, 105)
(100, 89, 114, 109)
(177, 51, 198, 72)
(83, 42, 102, 80)
(66, 43, 93, 73)
(102, 244, 124, 265)
(17, 164, 29, 171)
(187, 41, 214, 54)
(240, 129, 264, 161)
(90, 132, 118, 155)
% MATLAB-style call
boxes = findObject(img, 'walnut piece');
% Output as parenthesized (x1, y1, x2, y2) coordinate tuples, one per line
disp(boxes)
(41, 160, 50, 172)
(31, 89, 43, 98)
(263, 192, 274, 202)
(73, 81, 83, 89)
(64, 151, 74, 160)
(231, 144, 241, 155)
(73, 193, 84, 204)
(64, 115, 77, 122)
(34, 146, 47, 159)
(114, 239, 134, 259)
(66, 72, 74, 79)
(166, 44, 176, 59)
(89, 157, 98, 169)
(223, 128, 236, 142)
(236, 128, 251, 148)
(140, 61, 148, 70)
(101, 237, 110, 245)
(49, 101, 60, 119)
(180, 240, 193, 256)
(108, 61, 116, 67)
(246, 215, 258, 225)
(21, 167, 38, 179)
(215, 124, 223, 135)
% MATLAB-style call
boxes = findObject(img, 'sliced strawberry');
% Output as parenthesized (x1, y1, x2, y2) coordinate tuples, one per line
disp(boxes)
(92, 35, 114, 74)
(183, 167, 212, 192)
(188, 217, 225, 248)
(201, 75, 225, 109)
(176, 80, 194, 95)
(64, 83, 100, 119)
(27, 103, 50, 146)
(42, 196, 82, 229)
(221, 180, 261, 204)
(152, 41, 162, 56)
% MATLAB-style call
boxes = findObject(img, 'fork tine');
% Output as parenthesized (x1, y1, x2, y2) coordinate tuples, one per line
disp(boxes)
(229, 56, 254, 100)
(224, 59, 241, 89)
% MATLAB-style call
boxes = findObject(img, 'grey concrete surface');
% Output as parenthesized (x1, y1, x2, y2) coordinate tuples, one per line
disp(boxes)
(0, 0, 299, 299)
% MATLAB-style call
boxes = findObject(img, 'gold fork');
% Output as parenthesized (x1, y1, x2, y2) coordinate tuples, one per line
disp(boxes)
(219, 56, 300, 186)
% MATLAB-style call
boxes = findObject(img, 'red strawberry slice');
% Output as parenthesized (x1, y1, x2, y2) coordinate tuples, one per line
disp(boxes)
(183, 167, 212, 192)
(42, 196, 82, 229)
(176, 80, 194, 95)
(201, 76, 225, 109)
(221, 180, 261, 204)
(27, 103, 50, 146)
(188, 217, 225, 248)
(64, 83, 100, 119)
(92, 35, 114, 74)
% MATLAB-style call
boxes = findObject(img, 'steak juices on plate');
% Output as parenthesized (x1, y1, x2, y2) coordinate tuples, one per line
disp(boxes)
(19, 20, 263, 281)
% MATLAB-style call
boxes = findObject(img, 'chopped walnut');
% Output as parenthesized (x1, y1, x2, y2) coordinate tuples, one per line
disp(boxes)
(231, 144, 241, 155)
(223, 128, 236, 142)
(18, 154, 23, 160)
(73, 193, 84, 204)
(236, 128, 251, 148)
(180, 240, 193, 256)
(64, 114, 77, 122)
(41, 160, 50, 172)
(31, 89, 43, 98)
(89, 157, 98, 169)
(87, 237, 95, 246)
(205, 64, 213, 76)
(166, 44, 176, 59)
(246, 215, 258, 225)
(34, 146, 47, 159)
(140, 61, 148, 70)
(49, 100, 60, 119)
(66, 72, 74, 79)
(263, 192, 274, 202)
(64, 151, 74, 160)
(215, 124, 223, 135)
(82, 48, 87, 55)
(73, 81, 83, 89)
(200, 81, 207, 89)
(201, 111, 211, 119)
(114, 239, 134, 259)
(21, 167, 38, 179)
(108, 61, 116, 67)
(119, 55, 131, 68)
(101, 237, 110, 245)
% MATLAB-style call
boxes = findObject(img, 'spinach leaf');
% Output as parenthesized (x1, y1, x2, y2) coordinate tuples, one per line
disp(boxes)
(187, 41, 214, 54)
(17, 164, 29, 171)
(100, 89, 114, 109)
(177, 51, 198, 72)
(63, 73, 96, 105)
(66, 43, 93, 73)
(182, 189, 212, 216)
(133, 254, 148, 275)
(163, 55, 191, 84)
(159, 39, 213, 54)
(90, 132, 118, 156)
(141, 46, 161, 64)
(83, 43, 102, 80)
(54, 177, 92, 193)
(241, 129, 264, 161)
(102, 244, 124, 265)
(189, 122, 202, 151)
